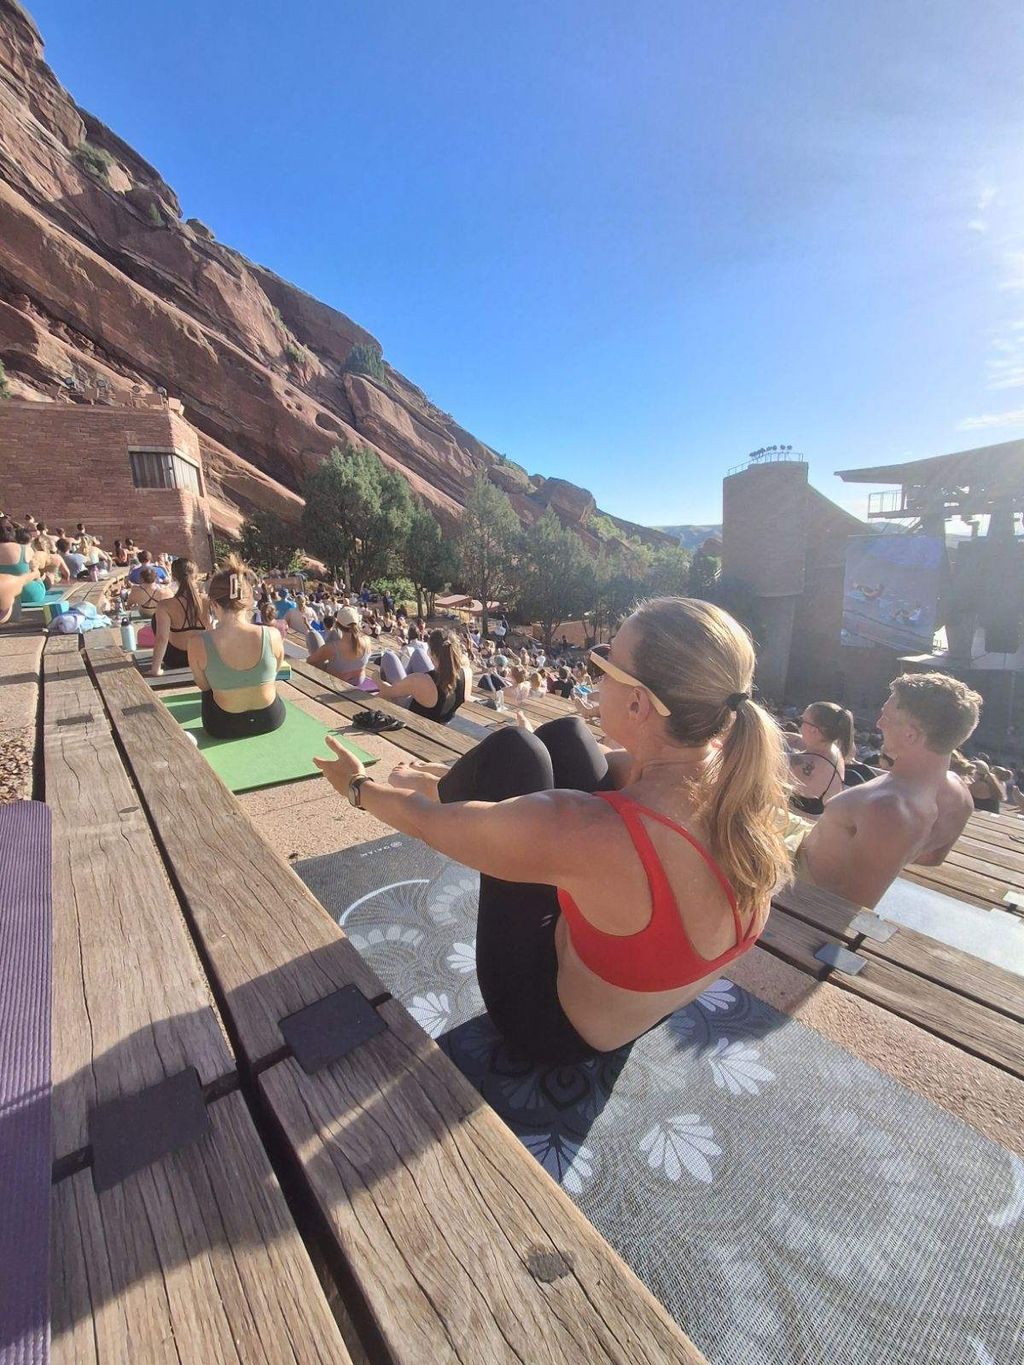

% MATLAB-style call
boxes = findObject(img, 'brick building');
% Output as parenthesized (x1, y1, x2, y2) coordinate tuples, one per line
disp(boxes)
(0, 401, 215, 568)
(722, 453, 879, 707)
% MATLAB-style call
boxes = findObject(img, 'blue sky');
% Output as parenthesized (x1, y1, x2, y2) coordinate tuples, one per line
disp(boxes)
(31, 0, 1024, 525)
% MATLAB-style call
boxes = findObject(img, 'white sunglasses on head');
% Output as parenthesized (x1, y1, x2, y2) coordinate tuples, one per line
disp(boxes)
(588, 649, 671, 717)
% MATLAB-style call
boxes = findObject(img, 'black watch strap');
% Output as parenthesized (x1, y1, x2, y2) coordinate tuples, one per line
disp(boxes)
(348, 773, 375, 809)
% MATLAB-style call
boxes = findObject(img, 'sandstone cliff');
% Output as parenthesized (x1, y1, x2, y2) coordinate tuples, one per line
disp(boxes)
(0, 0, 670, 549)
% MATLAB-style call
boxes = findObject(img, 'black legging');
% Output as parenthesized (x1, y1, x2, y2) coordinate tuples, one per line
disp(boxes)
(438, 716, 616, 1064)
(201, 691, 286, 739)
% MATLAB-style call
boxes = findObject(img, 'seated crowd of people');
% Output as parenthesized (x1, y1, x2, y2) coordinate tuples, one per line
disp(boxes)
(2, 511, 1013, 1066)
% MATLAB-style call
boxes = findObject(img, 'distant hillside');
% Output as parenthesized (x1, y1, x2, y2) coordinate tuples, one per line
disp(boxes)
(656, 524, 723, 551)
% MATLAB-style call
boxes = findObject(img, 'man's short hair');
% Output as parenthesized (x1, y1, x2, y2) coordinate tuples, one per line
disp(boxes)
(889, 672, 982, 754)
(138, 549, 151, 563)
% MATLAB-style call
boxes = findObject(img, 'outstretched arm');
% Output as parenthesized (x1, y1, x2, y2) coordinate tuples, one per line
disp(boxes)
(314, 734, 591, 884)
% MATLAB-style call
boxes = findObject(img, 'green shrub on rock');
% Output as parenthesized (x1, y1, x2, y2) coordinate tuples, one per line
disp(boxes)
(74, 142, 113, 180)
(344, 343, 386, 382)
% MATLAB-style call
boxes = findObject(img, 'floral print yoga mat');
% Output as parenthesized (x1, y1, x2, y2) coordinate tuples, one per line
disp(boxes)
(297, 834, 1024, 1365)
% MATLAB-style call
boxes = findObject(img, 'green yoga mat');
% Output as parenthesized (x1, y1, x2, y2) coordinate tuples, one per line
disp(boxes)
(161, 692, 377, 793)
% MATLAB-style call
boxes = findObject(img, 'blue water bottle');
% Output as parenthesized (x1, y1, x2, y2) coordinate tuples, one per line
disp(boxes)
(120, 616, 137, 652)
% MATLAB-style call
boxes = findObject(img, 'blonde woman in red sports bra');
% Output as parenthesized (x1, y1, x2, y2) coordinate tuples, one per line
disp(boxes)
(316, 597, 792, 1063)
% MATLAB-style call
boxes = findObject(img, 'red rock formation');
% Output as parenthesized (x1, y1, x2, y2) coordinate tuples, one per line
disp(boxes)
(0, 0, 669, 549)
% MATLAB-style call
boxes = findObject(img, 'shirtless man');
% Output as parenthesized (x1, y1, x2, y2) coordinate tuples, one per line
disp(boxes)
(794, 672, 980, 908)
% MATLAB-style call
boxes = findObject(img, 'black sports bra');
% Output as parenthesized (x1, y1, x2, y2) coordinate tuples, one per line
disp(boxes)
(789, 753, 841, 817)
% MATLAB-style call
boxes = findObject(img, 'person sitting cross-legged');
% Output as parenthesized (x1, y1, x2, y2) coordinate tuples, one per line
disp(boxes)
(307, 606, 371, 685)
(125, 564, 173, 618)
(188, 555, 286, 739)
(150, 558, 212, 676)
(793, 672, 980, 908)
(314, 597, 791, 1065)
(377, 628, 472, 724)
(0, 516, 41, 623)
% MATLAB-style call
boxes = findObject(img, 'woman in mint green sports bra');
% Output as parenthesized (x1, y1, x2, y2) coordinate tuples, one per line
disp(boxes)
(187, 555, 286, 739)
(0, 519, 43, 616)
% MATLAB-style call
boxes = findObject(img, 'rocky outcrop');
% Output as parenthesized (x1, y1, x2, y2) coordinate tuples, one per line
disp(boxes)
(533, 477, 597, 526)
(0, 0, 649, 547)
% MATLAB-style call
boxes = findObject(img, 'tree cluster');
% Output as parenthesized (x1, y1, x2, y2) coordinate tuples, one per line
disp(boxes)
(231, 446, 745, 646)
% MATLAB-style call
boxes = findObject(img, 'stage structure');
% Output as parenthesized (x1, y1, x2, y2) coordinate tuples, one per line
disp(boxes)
(838, 439, 1024, 747)
(721, 448, 865, 705)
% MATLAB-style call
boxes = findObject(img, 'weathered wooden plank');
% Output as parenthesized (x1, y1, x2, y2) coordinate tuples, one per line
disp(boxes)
(290, 658, 476, 756)
(83, 639, 387, 1064)
(51, 1091, 352, 1365)
(0, 629, 44, 716)
(859, 923, 1024, 1025)
(43, 639, 234, 1161)
(903, 858, 1009, 907)
(898, 866, 990, 910)
(458, 696, 508, 728)
(955, 834, 1024, 874)
(756, 907, 836, 978)
(938, 846, 1024, 889)
(258, 1001, 705, 1365)
(283, 668, 453, 765)
(770, 881, 862, 941)
(833, 955, 1024, 1079)
(962, 820, 1024, 853)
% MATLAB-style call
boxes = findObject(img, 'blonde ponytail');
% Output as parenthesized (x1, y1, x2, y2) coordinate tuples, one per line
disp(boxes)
(631, 597, 792, 922)
(698, 697, 793, 921)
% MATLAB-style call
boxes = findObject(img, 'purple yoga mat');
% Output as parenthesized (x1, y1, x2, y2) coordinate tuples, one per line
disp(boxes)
(0, 801, 52, 1365)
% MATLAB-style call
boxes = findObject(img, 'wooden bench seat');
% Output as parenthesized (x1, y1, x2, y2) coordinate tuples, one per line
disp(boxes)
(43, 635, 235, 1165)
(84, 635, 705, 1363)
(43, 634, 354, 1363)
(288, 656, 473, 764)
(52, 1091, 352, 1365)
(766, 876, 1024, 1078)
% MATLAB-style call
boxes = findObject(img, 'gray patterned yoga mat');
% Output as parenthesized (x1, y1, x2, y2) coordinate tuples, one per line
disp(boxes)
(297, 835, 1024, 1365)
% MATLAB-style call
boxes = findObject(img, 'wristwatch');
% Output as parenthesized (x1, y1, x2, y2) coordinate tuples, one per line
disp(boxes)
(347, 773, 375, 809)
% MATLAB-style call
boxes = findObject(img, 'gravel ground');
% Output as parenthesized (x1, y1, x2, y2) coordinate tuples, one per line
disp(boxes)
(0, 728, 33, 804)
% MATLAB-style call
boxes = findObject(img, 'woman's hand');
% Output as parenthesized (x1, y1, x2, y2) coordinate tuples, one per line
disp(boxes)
(313, 734, 365, 795)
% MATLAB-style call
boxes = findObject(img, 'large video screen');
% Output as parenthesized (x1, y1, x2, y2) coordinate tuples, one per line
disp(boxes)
(842, 534, 945, 652)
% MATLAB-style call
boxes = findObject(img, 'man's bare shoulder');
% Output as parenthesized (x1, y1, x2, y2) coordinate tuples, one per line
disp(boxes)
(942, 770, 974, 816)
(825, 775, 913, 823)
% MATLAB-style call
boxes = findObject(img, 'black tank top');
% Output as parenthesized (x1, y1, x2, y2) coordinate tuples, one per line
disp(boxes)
(409, 669, 466, 725)
(789, 753, 842, 817)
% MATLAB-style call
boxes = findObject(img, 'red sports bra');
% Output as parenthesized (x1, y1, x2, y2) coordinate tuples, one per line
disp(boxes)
(556, 791, 758, 993)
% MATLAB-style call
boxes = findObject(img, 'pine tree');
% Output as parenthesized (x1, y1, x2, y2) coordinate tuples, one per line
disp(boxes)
(457, 474, 520, 638)
(516, 509, 592, 650)
(404, 504, 460, 618)
(302, 443, 414, 585)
